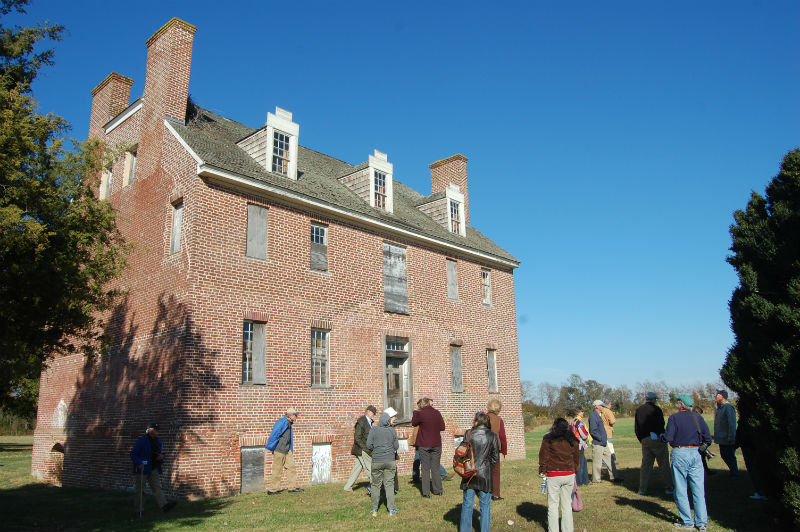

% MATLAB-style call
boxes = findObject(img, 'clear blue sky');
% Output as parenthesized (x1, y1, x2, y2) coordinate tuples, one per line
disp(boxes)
(9, 1, 799, 390)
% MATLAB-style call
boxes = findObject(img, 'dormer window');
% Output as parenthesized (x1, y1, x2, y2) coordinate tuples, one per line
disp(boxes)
(375, 170, 387, 209)
(272, 130, 290, 175)
(450, 199, 461, 234)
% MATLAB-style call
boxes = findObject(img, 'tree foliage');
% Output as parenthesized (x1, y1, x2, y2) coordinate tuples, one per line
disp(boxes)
(721, 148, 800, 529)
(0, 0, 126, 417)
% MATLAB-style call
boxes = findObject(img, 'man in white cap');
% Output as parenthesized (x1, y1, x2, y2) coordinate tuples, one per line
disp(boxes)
(265, 408, 303, 494)
(634, 392, 673, 495)
(588, 399, 616, 483)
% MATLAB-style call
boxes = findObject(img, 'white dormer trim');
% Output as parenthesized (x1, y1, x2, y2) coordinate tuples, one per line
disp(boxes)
(445, 184, 466, 237)
(266, 107, 299, 180)
(369, 149, 393, 214)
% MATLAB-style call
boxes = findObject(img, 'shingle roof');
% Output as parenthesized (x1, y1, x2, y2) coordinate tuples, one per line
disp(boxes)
(167, 107, 518, 266)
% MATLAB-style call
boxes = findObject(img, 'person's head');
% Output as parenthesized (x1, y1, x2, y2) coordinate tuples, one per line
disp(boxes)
(592, 399, 604, 411)
(286, 407, 299, 422)
(566, 407, 581, 418)
(473, 412, 490, 428)
(645, 391, 659, 403)
(674, 394, 694, 410)
(487, 398, 503, 415)
(415, 398, 423, 410)
(419, 397, 431, 408)
(365, 405, 377, 419)
(715, 389, 728, 404)
(146, 423, 160, 437)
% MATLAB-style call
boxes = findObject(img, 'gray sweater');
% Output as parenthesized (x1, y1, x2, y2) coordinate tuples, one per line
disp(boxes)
(366, 413, 399, 463)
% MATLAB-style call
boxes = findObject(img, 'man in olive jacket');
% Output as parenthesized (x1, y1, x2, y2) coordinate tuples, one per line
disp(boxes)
(343, 405, 376, 492)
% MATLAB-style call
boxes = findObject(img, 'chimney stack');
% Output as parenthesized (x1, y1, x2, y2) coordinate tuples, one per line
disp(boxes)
(430, 154, 469, 224)
(88, 72, 133, 140)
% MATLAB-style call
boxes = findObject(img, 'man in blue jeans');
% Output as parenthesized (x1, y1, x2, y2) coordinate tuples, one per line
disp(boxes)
(662, 394, 712, 531)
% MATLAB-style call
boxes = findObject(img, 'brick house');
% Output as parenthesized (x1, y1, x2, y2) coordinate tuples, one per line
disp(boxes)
(31, 18, 522, 499)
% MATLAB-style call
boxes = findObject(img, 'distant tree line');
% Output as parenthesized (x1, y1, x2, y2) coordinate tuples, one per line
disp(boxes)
(520, 373, 726, 429)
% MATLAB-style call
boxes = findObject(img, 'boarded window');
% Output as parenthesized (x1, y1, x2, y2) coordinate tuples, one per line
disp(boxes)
(170, 201, 183, 255)
(242, 321, 266, 385)
(241, 446, 265, 493)
(451, 345, 463, 392)
(487, 349, 498, 393)
(246, 205, 268, 260)
(311, 443, 332, 484)
(310, 223, 328, 271)
(383, 242, 408, 314)
(446, 259, 458, 300)
(481, 269, 492, 305)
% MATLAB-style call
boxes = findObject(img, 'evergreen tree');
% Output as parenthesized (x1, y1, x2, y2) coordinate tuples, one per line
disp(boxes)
(722, 148, 800, 529)
(0, 0, 126, 417)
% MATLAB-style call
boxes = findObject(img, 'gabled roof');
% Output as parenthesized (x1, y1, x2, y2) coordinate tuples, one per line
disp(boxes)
(167, 107, 518, 267)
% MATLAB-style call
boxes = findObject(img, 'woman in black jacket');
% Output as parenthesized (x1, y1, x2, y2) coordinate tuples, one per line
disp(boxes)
(459, 412, 499, 532)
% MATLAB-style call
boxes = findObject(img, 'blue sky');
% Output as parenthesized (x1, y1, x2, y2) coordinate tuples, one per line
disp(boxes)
(9, 1, 799, 390)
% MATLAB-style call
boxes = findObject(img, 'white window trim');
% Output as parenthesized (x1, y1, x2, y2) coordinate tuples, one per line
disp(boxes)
(445, 184, 466, 236)
(369, 150, 393, 213)
(266, 107, 299, 180)
(122, 151, 136, 187)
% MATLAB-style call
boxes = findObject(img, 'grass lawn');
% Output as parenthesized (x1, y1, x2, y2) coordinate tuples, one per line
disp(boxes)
(0, 417, 773, 531)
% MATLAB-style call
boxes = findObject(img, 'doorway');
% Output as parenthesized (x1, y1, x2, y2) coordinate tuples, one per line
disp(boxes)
(384, 337, 412, 421)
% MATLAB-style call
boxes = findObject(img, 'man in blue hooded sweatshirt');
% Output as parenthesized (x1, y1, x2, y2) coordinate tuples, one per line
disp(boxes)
(266, 408, 303, 494)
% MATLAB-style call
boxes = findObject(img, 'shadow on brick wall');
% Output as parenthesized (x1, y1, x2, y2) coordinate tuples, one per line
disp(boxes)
(62, 292, 230, 500)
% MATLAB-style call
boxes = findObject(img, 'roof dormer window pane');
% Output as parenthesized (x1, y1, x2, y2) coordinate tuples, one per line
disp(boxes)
(450, 199, 461, 233)
(375, 170, 387, 209)
(272, 131, 290, 175)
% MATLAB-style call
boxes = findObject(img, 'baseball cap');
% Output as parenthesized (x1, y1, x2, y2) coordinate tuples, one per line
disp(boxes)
(592, 400, 604, 407)
(286, 407, 299, 416)
(715, 389, 728, 399)
(674, 394, 694, 407)
(645, 392, 659, 400)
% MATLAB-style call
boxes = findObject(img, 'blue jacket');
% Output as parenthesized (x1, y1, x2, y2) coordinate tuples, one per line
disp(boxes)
(662, 409, 712, 448)
(265, 416, 294, 453)
(588, 409, 608, 446)
(130, 434, 162, 475)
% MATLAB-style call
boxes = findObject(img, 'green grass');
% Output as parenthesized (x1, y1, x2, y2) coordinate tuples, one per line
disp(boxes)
(0, 418, 774, 531)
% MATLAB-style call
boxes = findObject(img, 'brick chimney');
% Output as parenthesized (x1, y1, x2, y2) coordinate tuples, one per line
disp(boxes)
(88, 72, 133, 140)
(430, 154, 469, 224)
(138, 18, 197, 181)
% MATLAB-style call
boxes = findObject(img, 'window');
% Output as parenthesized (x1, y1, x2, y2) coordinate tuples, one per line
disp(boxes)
(487, 349, 498, 393)
(170, 201, 183, 255)
(272, 131, 290, 175)
(374, 170, 387, 209)
(446, 259, 458, 300)
(246, 204, 268, 260)
(311, 329, 329, 387)
(481, 269, 492, 305)
(242, 320, 266, 385)
(99, 169, 112, 200)
(450, 199, 461, 234)
(451, 345, 463, 392)
(310, 223, 328, 271)
(383, 242, 408, 314)
(385, 337, 411, 420)
(122, 149, 137, 186)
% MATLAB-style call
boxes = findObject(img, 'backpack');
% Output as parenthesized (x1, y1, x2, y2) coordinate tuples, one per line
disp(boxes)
(570, 420, 581, 440)
(453, 429, 477, 483)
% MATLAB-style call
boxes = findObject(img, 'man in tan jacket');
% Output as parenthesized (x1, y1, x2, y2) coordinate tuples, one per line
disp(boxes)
(601, 400, 623, 482)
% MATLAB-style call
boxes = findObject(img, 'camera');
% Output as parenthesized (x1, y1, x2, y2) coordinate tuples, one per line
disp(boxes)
(698, 443, 714, 460)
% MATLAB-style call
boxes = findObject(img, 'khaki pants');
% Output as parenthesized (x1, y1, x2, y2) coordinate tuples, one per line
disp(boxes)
(546, 473, 574, 532)
(592, 443, 614, 482)
(269, 451, 296, 491)
(344, 450, 372, 490)
(639, 437, 673, 492)
(370, 461, 397, 512)
(134, 469, 167, 512)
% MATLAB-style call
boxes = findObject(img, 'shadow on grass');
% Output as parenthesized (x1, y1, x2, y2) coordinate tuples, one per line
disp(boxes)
(516, 500, 547, 528)
(614, 495, 678, 522)
(444, 503, 485, 532)
(0, 479, 234, 532)
(0, 443, 32, 453)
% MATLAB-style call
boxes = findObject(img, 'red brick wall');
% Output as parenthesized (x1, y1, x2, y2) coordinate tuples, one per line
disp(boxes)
(31, 18, 522, 500)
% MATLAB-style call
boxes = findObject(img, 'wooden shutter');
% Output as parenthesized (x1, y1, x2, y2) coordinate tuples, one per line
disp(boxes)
(246, 205, 268, 260)
(383, 242, 408, 314)
(252, 322, 266, 385)
(487, 349, 498, 393)
(447, 259, 458, 300)
(451, 345, 463, 392)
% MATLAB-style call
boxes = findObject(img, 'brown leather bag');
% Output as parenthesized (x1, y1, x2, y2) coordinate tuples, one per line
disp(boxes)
(408, 425, 419, 447)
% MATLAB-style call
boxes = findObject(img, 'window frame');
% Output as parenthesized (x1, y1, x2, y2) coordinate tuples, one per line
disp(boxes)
(311, 328, 330, 387)
(374, 170, 387, 210)
(450, 345, 464, 393)
(242, 320, 267, 385)
(310, 222, 328, 272)
(487, 348, 498, 393)
(169, 200, 183, 255)
(449, 199, 461, 234)
(481, 268, 492, 305)
(271, 130, 290, 175)
(246, 204, 268, 260)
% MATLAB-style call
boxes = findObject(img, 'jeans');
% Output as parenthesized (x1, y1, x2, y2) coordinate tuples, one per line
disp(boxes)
(718, 444, 740, 475)
(460, 488, 492, 532)
(546, 473, 575, 532)
(418, 446, 443, 496)
(576, 448, 589, 485)
(671, 448, 707, 527)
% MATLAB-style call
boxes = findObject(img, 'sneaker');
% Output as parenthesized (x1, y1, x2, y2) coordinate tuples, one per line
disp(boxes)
(665, 489, 674, 495)
(288, 488, 304, 493)
(673, 523, 695, 530)
(343, 488, 353, 493)
(389, 508, 398, 516)
(443, 472, 455, 481)
(371, 509, 378, 517)
(697, 525, 707, 531)
(267, 490, 280, 495)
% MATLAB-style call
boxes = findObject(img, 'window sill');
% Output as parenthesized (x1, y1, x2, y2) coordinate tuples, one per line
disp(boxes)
(240, 382, 267, 387)
(310, 268, 331, 275)
(244, 255, 269, 263)
(310, 385, 333, 390)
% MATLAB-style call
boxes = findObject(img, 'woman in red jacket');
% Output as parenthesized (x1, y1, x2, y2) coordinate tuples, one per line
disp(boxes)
(487, 399, 508, 500)
(538, 417, 580, 532)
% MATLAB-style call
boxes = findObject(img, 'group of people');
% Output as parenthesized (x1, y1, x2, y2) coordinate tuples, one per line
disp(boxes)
(130, 389, 758, 532)
(540, 389, 756, 532)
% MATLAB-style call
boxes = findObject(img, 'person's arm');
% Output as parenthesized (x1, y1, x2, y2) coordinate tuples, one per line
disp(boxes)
(578, 421, 589, 442)
(438, 410, 445, 432)
(538, 439, 549, 474)
(411, 409, 420, 427)
(366, 426, 375, 451)
(490, 433, 499, 466)
(700, 416, 713, 445)
(499, 418, 508, 456)
(661, 416, 675, 444)
(727, 405, 736, 444)
(572, 442, 580, 472)
(130, 438, 147, 469)
(392, 429, 399, 451)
